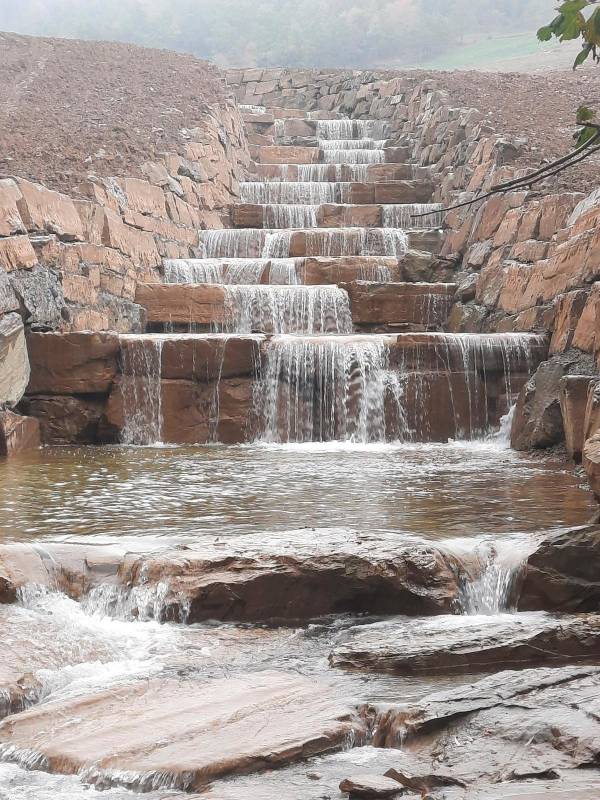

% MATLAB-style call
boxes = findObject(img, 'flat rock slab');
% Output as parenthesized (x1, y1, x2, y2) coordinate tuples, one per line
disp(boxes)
(330, 612, 600, 674)
(339, 773, 404, 797)
(0, 531, 471, 622)
(366, 665, 600, 784)
(0, 671, 361, 792)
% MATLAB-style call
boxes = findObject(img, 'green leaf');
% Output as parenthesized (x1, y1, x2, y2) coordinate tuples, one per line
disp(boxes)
(537, 24, 554, 41)
(577, 104, 596, 122)
(574, 43, 594, 67)
(576, 125, 598, 147)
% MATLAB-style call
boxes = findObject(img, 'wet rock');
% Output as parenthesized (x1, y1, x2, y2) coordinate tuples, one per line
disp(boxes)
(136, 282, 227, 326)
(584, 432, 600, 502)
(559, 375, 594, 462)
(511, 351, 597, 450)
(20, 395, 107, 444)
(329, 612, 600, 675)
(342, 281, 454, 328)
(160, 335, 262, 381)
(0, 532, 470, 621)
(26, 332, 119, 394)
(520, 525, 600, 611)
(0, 671, 362, 791)
(366, 665, 600, 782)
(0, 313, 30, 407)
(0, 410, 40, 456)
(339, 774, 403, 797)
(384, 768, 466, 793)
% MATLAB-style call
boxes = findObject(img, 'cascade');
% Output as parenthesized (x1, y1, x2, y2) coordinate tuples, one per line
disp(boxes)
(382, 204, 444, 230)
(357, 263, 392, 282)
(261, 204, 318, 228)
(315, 119, 389, 139)
(220, 285, 353, 334)
(241, 182, 339, 204)
(164, 258, 300, 285)
(320, 139, 387, 150)
(119, 336, 163, 445)
(255, 335, 404, 444)
(322, 149, 385, 164)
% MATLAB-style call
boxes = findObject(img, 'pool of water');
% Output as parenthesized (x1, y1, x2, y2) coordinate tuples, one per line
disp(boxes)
(0, 441, 593, 544)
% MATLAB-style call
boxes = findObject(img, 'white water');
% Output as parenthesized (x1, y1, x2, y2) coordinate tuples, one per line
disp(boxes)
(164, 258, 301, 285)
(119, 337, 163, 445)
(322, 148, 385, 164)
(316, 119, 389, 139)
(241, 181, 338, 204)
(382, 204, 444, 230)
(320, 139, 387, 150)
(262, 204, 318, 228)
(219, 285, 353, 334)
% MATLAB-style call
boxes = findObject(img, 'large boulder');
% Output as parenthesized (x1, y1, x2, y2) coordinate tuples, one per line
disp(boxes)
(511, 351, 597, 450)
(26, 332, 120, 394)
(559, 375, 594, 461)
(9, 266, 65, 329)
(519, 525, 600, 611)
(0, 410, 40, 456)
(0, 312, 30, 407)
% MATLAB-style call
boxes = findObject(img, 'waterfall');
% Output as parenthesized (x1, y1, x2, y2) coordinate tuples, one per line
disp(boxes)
(299, 228, 408, 258)
(220, 285, 352, 334)
(263, 231, 292, 258)
(239, 104, 267, 114)
(357, 263, 393, 282)
(297, 164, 334, 181)
(316, 119, 389, 139)
(322, 149, 385, 164)
(320, 139, 387, 150)
(262, 204, 318, 228)
(164, 258, 300, 285)
(255, 335, 403, 443)
(241, 182, 339, 204)
(199, 229, 266, 259)
(382, 204, 444, 230)
(119, 336, 163, 445)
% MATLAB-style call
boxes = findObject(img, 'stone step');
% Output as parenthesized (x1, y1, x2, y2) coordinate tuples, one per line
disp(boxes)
(252, 162, 426, 183)
(232, 200, 437, 229)
(250, 144, 410, 164)
(135, 281, 456, 332)
(197, 227, 442, 258)
(239, 180, 435, 205)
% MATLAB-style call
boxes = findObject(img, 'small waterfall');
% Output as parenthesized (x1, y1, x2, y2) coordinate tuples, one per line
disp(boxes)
(291, 164, 370, 182)
(119, 337, 163, 445)
(322, 149, 385, 164)
(164, 259, 224, 284)
(269, 259, 301, 285)
(255, 335, 401, 443)
(382, 204, 444, 230)
(264, 231, 292, 258)
(297, 164, 334, 182)
(357, 263, 393, 282)
(320, 139, 387, 150)
(316, 119, 389, 139)
(301, 228, 408, 258)
(199, 229, 266, 259)
(241, 182, 338, 204)
(220, 285, 352, 334)
(342, 164, 370, 182)
(273, 118, 285, 141)
(262, 204, 318, 228)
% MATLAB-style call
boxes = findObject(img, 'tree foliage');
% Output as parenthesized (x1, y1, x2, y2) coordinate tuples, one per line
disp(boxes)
(538, 0, 600, 66)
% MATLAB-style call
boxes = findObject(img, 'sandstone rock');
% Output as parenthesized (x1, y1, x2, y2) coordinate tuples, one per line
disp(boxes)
(0, 272, 18, 316)
(339, 774, 403, 798)
(367, 665, 600, 782)
(15, 178, 84, 241)
(0, 671, 361, 791)
(520, 525, 600, 611)
(330, 612, 600, 675)
(511, 351, 597, 451)
(318, 204, 382, 228)
(584, 379, 600, 440)
(0, 313, 30, 407)
(135, 283, 227, 326)
(573, 282, 600, 354)
(20, 395, 108, 445)
(0, 235, 37, 271)
(550, 290, 589, 354)
(101, 208, 161, 269)
(160, 335, 262, 381)
(559, 375, 593, 461)
(342, 281, 454, 328)
(0, 410, 40, 457)
(255, 145, 319, 164)
(302, 257, 401, 285)
(26, 332, 120, 394)
(583, 433, 600, 503)
(0, 178, 26, 237)
(373, 181, 433, 204)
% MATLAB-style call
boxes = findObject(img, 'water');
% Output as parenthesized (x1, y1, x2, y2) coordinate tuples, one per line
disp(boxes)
(164, 258, 301, 285)
(316, 119, 389, 139)
(241, 181, 339, 204)
(261, 203, 318, 228)
(219, 285, 352, 334)
(322, 148, 385, 164)
(382, 203, 444, 230)
(119, 337, 163, 446)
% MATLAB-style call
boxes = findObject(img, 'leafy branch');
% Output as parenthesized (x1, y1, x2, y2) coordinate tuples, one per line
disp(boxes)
(537, 0, 600, 68)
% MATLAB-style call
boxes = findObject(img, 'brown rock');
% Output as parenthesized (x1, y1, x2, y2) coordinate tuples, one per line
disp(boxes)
(0, 671, 361, 791)
(0, 178, 26, 236)
(15, 178, 84, 241)
(254, 145, 319, 164)
(302, 257, 401, 285)
(0, 313, 30, 407)
(160, 335, 262, 381)
(343, 281, 454, 327)
(0, 234, 37, 271)
(20, 395, 108, 445)
(573, 282, 600, 354)
(318, 204, 382, 228)
(135, 283, 227, 326)
(550, 290, 589, 354)
(583, 433, 600, 503)
(339, 774, 403, 798)
(101, 208, 161, 269)
(26, 332, 120, 395)
(559, 375, 593, 461)
(373, 181, 433, 204)
(584, 378, 600, 440)
(0, 410, 40, 456)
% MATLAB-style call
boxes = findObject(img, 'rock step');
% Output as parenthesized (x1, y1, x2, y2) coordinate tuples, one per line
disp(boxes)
(239, 180, 435, 205)
(251, 144, 409, 164)
(253, 162, 429, 183)
(135, 281, 456, 331)
(232, 200, 437, 229)
(242, 115, 388, 138)
(0, 670, 361, 792)
(197, 227, 443, 257)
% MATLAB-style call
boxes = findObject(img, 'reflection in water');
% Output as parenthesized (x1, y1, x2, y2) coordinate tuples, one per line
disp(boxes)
(0, 442, 592, 544)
